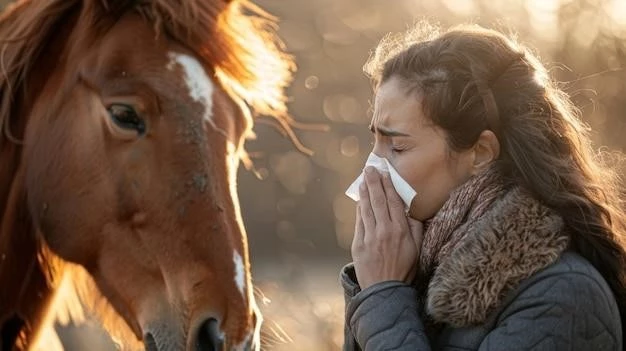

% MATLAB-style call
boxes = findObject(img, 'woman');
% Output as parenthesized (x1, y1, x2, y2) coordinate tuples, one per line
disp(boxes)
(341, 22, 626, 350)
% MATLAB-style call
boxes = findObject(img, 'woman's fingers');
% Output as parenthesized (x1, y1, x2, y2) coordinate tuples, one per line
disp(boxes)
(380, 171, 406, 223)
(352, 204, 365, 251)
(358, 182, 376, 234)
(364, 167, 390, 223)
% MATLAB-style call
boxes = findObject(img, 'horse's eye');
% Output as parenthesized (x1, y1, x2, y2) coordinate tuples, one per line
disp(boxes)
(107, 104, 146, 135)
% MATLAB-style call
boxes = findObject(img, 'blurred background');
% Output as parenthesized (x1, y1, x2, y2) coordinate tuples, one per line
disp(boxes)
(2, 0, 625, 349)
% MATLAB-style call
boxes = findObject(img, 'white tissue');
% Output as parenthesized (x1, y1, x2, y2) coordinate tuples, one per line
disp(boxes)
(345, 153, 417, 209)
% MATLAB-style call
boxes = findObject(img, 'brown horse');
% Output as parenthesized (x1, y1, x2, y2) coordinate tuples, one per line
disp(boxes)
(0, 0, 296, 350)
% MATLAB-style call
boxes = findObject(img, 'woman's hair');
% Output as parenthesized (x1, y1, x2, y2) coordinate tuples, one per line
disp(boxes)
(365, 21, 626, 337)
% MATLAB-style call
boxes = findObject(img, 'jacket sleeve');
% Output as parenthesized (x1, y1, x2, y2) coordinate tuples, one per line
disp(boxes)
(341, 264, 362, 351)
(478, 270, 622, 351)
(341, 264, 432, 351)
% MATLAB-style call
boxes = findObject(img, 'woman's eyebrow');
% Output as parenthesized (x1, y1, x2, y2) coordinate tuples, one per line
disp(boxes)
(369, 125, 412, 137)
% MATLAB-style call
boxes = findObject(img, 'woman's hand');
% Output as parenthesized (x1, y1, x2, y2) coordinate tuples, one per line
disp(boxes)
(351, 167, 424, 290)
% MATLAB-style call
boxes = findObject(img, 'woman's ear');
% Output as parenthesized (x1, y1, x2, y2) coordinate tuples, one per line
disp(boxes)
(470, 130, 500, 174)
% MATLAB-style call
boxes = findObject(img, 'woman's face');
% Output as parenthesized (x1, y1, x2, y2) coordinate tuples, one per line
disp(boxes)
(370, 77, 475, 220)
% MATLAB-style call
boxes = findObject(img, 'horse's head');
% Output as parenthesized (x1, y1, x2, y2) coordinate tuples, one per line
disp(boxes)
(0, 0, 293, 349)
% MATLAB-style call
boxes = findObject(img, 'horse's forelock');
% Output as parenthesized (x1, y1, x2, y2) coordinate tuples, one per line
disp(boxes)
(133, 0, 295, 126)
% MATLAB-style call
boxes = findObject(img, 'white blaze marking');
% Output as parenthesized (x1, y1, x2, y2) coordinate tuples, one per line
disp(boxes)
(233, 250, 245, 297)
(166, 52, 228, 138)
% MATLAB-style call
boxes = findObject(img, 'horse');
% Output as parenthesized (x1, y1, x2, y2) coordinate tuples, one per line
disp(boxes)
(0, 0, 299, 349)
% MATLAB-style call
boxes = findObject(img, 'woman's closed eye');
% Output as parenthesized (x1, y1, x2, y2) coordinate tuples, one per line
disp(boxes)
(391, 144, 408, 153)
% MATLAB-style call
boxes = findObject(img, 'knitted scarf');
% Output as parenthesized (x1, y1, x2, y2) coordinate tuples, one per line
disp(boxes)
(414, 166, 509, 333)
(417, 166, 507, 285)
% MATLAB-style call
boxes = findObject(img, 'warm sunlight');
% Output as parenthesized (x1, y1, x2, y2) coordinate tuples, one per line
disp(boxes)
(1, 0, 624, 350)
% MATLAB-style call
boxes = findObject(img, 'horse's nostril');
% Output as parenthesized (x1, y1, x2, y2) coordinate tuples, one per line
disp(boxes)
(195, 318, 224, 351)
(144, 332, 158, 351)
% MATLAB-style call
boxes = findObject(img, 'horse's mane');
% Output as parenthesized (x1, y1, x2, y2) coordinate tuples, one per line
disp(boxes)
(0, 0, 296, 348)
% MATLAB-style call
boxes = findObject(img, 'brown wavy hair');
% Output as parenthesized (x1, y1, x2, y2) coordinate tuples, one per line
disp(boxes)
(365, 21, 626, 341)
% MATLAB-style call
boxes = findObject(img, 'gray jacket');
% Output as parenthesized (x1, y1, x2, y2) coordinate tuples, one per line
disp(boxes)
(342, 252, 622, 350)
(341, 189, 622, 350)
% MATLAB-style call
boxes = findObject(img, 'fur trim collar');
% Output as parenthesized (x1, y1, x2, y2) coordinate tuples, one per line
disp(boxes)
(426, 188, 569, 327)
